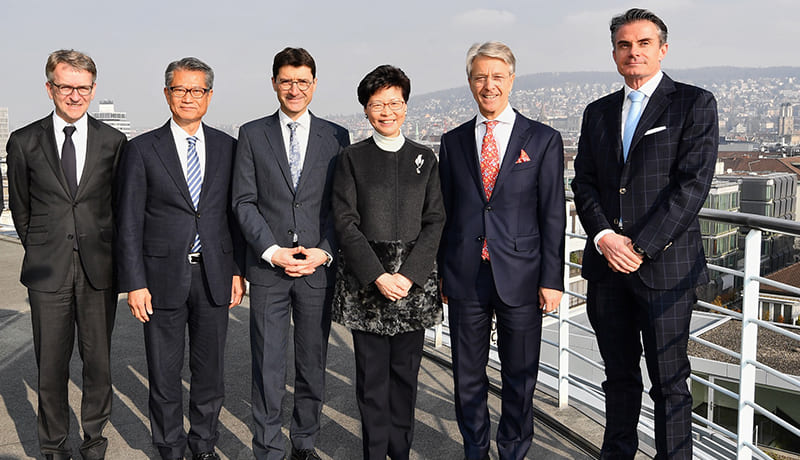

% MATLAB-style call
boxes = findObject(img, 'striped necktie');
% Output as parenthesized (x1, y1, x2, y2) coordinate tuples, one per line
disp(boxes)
(187, 136, 202, 252)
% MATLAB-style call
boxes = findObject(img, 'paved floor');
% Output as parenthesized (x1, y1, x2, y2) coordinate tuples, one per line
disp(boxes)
(0, 235, 596, 459)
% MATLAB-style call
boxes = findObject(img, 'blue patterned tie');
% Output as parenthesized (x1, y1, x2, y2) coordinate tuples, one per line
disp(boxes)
(186, 136, 202, 252)
(288, 122, 301, 189)
(623, 90, 645, 162)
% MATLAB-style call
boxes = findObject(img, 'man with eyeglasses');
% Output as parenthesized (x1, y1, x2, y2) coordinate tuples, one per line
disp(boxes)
(232, 47, 349, 460)
(6, 49, 127, 460)
(438, 42, 565, 460)
(115, 57, 245, 460)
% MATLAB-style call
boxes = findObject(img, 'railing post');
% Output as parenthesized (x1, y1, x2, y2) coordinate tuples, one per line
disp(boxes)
(558, 201, 571, 409)
(737, 228, 761, 460)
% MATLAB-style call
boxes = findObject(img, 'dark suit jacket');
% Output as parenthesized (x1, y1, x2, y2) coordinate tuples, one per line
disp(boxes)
(571, 74, 719, 290)
(232, 111, 349, 288)
(115, 122, 244, 307)
(438, 110, 566, 307)
(6, 114, 126, 292)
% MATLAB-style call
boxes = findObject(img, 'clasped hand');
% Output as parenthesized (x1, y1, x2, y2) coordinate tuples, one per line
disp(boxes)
(272, 246, 328, 277)
(375, 273, 413, 302)
(598, 233, 644, 274)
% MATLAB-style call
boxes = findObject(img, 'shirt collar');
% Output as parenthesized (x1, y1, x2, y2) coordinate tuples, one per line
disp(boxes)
(476, 103, 516, 127)
(278, 109, 311, 129)
(170, 118, 205, 143)
(52, 111, 88, 133)
(624, 70, 663, 99)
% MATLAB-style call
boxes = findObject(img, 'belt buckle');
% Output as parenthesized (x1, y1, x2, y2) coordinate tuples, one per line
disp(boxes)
(187, 252, 201, 264)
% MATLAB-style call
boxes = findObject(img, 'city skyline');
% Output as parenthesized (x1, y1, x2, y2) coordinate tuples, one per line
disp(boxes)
(3, 0, 799, 130)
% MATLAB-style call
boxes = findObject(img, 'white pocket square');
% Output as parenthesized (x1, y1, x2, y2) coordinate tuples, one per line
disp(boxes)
(644, 126, 666, 136)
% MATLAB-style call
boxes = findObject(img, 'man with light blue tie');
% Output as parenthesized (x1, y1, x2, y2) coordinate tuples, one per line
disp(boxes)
(572, 8, 718, 459)
(116, 57, 245, 460)
(232, 47, 349, 460)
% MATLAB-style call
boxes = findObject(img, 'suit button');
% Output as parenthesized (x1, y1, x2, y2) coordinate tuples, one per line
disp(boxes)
(485, 206, 492, 212)
(294, 202, 301, 208)
(619, 187, 627, 195)
(476, 236, 484, 242)
(67, 234, 74, 240)
(613, 218, 619, 225)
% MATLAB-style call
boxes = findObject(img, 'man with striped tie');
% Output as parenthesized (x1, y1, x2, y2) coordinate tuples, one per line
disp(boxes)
(115, 57, 245, 460)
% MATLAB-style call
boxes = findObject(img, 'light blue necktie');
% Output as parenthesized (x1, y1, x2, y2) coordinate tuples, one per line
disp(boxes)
(623, 90, 645, 162)
(186, 136, 202, 252)
(288, 122, 301, 189)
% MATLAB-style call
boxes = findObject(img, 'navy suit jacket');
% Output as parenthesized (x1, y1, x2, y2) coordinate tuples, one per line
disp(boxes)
(7, 114, 126, 292)
(572, 74, 718, 290)
(115, 122, 244, 307)
(232, 111, 349, 288)
(438, 110, 566, 307)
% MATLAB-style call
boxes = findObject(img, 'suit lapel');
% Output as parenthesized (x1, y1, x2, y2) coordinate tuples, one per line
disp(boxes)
(493, 112, 528, 197)
(78, 116, 103, 198)
(606, 89, 625, 164)
(263, 113, 295, 192)
(37, 115, 72, 196)
(629, 75, 674, 156)
(200, 124, 220, 204)
(459, 117, 486, 201)
(152, 122, 194, 209)
(299, 113, 324, 192)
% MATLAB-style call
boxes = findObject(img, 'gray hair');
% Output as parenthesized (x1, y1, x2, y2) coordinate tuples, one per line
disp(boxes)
(46, 49, 97, 83)
(465, 41, 516, 78)
(610, 8, 668, 46)
(164, 57, 214, 88)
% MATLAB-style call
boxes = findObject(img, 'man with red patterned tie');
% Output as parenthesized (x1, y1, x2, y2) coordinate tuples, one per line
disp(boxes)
(438, 41, 566, 460)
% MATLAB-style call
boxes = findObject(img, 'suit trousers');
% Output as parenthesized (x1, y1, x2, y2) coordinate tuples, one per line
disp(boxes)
(28, 250, 116, 460)
(352, 329, 425, 460)
(249, 280, 332, 460)
(448, 262, 543, 460)
(143, 263, 228, 460)
(587, 273, 694, 460)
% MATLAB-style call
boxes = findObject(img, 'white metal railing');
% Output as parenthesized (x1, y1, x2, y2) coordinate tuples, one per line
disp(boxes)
(431, 206, 800, 459)
(551, 208, 800, 459)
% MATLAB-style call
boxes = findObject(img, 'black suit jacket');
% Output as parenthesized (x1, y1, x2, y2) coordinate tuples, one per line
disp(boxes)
(438, 110, 566, 307)
(572, 74, 719, 290)
(232, 111, 349, 288)
(115, 122, 244, 307)
(7, 114, 126, 292)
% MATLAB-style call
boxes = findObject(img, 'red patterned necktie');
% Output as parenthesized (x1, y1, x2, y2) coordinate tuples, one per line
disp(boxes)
(480, 120, 500, 260)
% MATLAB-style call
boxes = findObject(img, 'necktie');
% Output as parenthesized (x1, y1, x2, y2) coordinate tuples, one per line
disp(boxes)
(62, 126, 78, 196)
(288, 122, 302, 189)
(186, 136, 202, 252)
(623, 90, 645, 162)
(480, 120, 500, 260)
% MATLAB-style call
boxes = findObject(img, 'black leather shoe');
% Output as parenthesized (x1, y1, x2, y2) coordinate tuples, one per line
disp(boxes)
(290, 448, 322, 460)
(193, 452, 220, 460)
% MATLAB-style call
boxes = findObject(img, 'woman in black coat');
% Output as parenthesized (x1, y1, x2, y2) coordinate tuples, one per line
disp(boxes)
(332, 65, 445, 460)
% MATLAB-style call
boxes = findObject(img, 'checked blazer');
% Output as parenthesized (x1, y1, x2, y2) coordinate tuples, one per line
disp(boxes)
(572, 73, 718, 291)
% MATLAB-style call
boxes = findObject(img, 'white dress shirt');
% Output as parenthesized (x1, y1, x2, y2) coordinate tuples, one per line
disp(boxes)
(52, 112, 88, 184)
(169, 119, 206, 181)
(474, 103, 517, 165)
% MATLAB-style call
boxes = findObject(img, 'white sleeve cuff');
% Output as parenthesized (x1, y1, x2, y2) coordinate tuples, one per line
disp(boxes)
(262, 245, 280, 268)
(593, 229, 615, 255)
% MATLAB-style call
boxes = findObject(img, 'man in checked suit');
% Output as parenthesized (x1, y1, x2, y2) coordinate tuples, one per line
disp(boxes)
(115, 57, 245, 460)
(438, 42, 565, 460)
(6, 49, 126, 460)
(571, 8, 718, 459)
(232, 47, 349, 460)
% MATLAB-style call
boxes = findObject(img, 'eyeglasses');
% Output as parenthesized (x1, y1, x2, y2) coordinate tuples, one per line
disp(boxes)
(169, 86, 210, 98)
(49, 82, 94, 96)
(470, 74, 511, 86)
(366, 100, 406, 113)
(276, 79, 313, 91)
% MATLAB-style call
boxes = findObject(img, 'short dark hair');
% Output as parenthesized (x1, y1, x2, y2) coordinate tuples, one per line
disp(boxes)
(165, 57, 214, 88)
(272, 47, 316, 79)
(46, 49, 97, 83)
(357, 65, 411, 107)
(610, 8, 668, 45)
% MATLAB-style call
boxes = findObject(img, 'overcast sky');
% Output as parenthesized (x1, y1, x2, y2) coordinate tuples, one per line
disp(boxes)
(2, 0, 798, 130)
